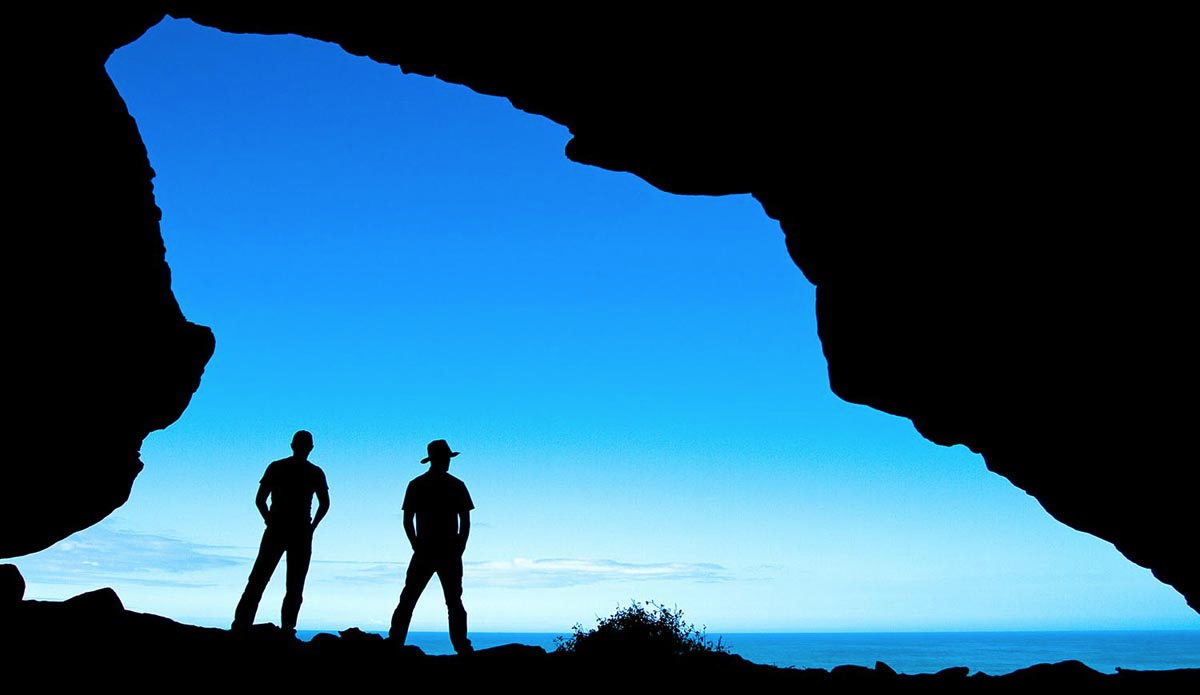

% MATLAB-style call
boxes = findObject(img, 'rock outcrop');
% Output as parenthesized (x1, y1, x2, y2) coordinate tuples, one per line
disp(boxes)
(4, 4, 1194, 612)
(7, 574, 1197, 691)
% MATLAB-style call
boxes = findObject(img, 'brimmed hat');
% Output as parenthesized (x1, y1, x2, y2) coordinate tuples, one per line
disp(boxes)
(421, 439, 460, 463)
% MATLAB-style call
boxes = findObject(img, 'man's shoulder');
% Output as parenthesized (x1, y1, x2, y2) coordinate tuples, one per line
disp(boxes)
(421, 471, 469, 486)
(404, 472, 428, 492)
(265, 457, 325, 481)
(306, 461, 328, 486)
(261, 457, 289, 478)
(405, 471, 469, 491)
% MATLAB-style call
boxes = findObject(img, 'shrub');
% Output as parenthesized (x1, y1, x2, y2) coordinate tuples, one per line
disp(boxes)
(554, 600, 727, 658)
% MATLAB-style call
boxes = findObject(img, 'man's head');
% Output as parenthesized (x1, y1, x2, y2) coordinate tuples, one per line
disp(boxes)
(292, 430, 314, 457)
(421, 439, 459, 471)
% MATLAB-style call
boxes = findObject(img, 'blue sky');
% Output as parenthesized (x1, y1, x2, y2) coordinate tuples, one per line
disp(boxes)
(15, 18, 1197, 635)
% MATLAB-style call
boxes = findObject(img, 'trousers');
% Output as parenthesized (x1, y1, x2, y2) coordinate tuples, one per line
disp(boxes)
(232, 523, 313, 632)
(389, 549, 471, 652)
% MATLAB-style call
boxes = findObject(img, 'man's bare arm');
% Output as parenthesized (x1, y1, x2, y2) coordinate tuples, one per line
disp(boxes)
(255, 484, 270, 524)
(458, 509, 471, 554)
(403, 509, 418, 551)
(311, 487, 330, 531)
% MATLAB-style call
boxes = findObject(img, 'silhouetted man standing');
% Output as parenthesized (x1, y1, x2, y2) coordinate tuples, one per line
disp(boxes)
(232, 430, 329, 636)
(389, 439, 474, 654)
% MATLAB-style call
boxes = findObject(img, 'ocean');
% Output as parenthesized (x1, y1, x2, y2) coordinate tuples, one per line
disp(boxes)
(296, 629, 1200, 676)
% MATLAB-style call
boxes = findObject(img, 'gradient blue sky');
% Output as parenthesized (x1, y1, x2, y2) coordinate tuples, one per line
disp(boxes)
(16, 18, 1197, 635)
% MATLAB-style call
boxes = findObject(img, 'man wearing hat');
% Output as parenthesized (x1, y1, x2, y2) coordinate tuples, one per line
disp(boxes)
(389, 439, 475, 654)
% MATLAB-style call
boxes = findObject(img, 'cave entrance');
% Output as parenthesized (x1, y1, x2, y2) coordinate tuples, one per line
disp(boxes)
(30, 16, 1179, 632)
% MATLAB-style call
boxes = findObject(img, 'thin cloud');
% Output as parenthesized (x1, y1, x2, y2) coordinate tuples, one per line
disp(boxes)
(15, 524, 244, 587)
(322, 562, 406, 585)
(471, 558, 732, 588)
(326, 557, 732, 589)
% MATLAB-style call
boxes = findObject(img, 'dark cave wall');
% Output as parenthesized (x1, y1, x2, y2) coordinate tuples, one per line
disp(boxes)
(6, 4, 215, 556)
(5, 4, 1194, 613)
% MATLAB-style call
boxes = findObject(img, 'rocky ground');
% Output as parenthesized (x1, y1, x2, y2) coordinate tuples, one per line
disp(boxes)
(3, 580, 1196, 693)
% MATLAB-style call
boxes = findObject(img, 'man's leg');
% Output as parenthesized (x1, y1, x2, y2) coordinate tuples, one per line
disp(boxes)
(232, 528, 284, 630)
(281, 530, 313, 633)
(438, 554, 472, 654)
(389, 552, 435, 644)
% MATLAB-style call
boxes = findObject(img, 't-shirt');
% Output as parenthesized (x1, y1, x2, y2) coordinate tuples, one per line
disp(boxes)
(402, 470, 474, 546)
(260, 456, 328, 525)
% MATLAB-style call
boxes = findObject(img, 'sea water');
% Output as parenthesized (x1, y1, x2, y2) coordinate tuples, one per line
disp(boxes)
(296, 629, 1200, 675)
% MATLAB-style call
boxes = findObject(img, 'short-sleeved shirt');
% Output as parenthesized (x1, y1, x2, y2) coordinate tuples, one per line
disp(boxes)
(260, 456, 328, 525)
(403, 470, 474, 547)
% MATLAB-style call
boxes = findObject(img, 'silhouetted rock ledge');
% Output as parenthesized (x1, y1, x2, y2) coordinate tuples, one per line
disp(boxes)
(5, 587, 1196, 693)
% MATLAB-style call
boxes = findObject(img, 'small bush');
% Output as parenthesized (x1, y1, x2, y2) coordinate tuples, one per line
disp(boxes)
(554, 600, 727, 658)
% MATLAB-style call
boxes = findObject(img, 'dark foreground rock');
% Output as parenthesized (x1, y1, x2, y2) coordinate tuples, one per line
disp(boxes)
(4, 588, 1196, 693)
